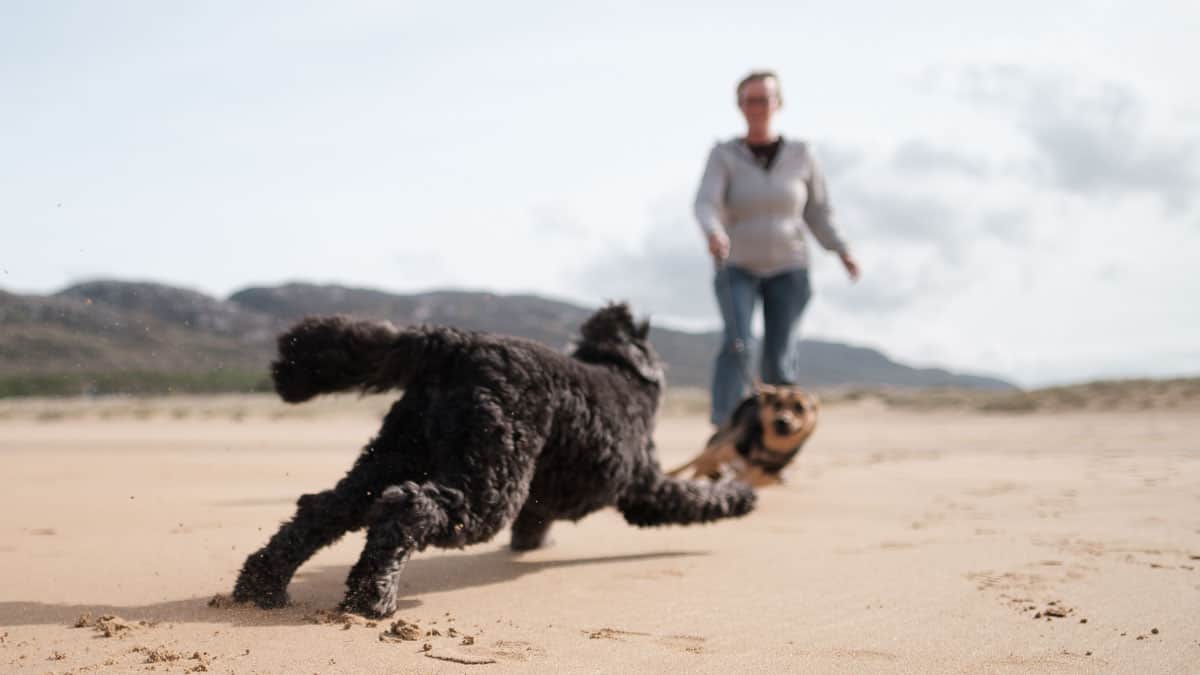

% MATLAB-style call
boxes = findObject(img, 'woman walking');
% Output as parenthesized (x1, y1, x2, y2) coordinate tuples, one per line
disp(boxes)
(695, 70, 860, 426)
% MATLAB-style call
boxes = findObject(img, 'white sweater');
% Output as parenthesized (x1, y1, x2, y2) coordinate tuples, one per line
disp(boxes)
(694, 137, 849, 276)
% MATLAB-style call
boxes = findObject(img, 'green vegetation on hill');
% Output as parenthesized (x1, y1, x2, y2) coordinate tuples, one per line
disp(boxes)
(0, 369, 271, 398)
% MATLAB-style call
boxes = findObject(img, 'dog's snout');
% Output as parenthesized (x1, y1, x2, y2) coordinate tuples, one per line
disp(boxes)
(772, 419, 791, 435)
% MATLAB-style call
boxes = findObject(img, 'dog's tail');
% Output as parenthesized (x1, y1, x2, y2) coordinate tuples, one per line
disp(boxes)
(616, 473, 756, 527)
(270, 316, 446, 403)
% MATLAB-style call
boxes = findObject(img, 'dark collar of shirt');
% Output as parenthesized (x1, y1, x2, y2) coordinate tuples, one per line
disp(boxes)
(744, 136, 784, 170)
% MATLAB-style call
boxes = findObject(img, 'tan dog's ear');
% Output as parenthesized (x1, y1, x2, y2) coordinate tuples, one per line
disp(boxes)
(757, 385, 778, 403)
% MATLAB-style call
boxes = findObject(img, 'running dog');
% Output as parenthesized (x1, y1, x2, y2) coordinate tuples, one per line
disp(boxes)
(669, 385, 819, 487)
(231, 304, 756, 618)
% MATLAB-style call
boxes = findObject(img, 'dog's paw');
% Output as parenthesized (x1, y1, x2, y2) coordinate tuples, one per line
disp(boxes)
(719, 480, 758, 516)
(338, 593, 398, 620)
(231, 583, 290, 610)
(510, 534, 555, 552)
(340, 574, 405, 619)
(232, 556, 292, 609)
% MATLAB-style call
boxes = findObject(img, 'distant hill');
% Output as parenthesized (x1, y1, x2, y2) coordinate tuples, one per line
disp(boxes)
(0, 280, 1016, 396)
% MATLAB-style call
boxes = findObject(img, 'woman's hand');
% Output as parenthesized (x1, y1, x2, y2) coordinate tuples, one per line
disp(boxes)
(707, 231, 730, 260)
(839, 252, 860, 281)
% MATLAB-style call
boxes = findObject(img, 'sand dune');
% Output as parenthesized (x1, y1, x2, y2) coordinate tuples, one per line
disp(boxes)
(1, 400, 1197, 673)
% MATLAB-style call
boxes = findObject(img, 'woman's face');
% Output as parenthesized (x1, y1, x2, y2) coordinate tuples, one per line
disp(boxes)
(738, 77, 781, 128)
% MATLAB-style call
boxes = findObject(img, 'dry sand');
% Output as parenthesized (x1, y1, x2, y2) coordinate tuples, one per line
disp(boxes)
(1, 397, 1197, 673)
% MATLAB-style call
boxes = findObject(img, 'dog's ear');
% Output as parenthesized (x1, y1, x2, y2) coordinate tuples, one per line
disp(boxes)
(635, 318, 650, 340)
(577, 303, 663, 384)
(617, 342, 664, 384)
(579, 302, 637, 343)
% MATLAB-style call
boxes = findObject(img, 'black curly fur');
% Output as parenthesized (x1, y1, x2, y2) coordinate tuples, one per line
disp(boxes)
(231, 303, 756, 617)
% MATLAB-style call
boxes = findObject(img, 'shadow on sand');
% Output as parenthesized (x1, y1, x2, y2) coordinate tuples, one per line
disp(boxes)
(0, 548, 706, 628)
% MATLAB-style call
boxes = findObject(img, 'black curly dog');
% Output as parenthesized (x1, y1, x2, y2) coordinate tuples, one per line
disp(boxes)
(231, 303, 756, 618)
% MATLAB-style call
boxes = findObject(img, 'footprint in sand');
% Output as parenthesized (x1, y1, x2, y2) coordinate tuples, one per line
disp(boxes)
(586, 628, 706, 654)
(378, 616, 548, 663)
(486, 639, 546, 661)
(1038, 537, 1200, 571)
(968, 559, 1095, 593)
(587, 628, 649, 640)
(966, 559, 1096, 621)
(790, 647, 899, 662)
(829, 648, 898, 661)
(964, 482, 1022, 498)
(420, 638, 550, 665)
(656, 634, 706, 653)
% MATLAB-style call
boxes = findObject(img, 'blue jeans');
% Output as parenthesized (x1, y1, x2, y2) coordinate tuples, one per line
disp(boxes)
(710, 264, 812, 425)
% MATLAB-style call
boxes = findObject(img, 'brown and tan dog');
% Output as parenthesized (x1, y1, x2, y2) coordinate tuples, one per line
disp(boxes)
(669, 385, 819, 487)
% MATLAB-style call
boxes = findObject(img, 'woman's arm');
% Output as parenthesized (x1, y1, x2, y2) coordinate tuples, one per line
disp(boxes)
(694, 145, 731, 259)
(803, 150, 859, 280)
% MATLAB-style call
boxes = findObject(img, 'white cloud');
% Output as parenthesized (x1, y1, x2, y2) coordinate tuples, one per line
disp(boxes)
(891, 140, 991, 178)
(952, 65, 1200, 212)
(573, 206, 717, 323)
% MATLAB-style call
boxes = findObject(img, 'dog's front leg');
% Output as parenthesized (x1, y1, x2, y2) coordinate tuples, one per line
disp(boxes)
(233, 486, 371, 609)
(340, 482, 460, 618)
(617, 470, 756, 527)
(340, 525, 415, 619)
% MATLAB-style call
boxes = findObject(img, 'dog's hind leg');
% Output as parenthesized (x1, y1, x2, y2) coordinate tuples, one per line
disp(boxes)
(668, 441, 739, 481)
(509, 501, 553, 551)
(617, 471, 756, 527)
(339, 479, 520, 618)
(233, 476, 375, 609)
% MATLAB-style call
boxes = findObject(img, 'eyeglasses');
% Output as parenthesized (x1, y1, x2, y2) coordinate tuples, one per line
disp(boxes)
(739, 96, 778, 107)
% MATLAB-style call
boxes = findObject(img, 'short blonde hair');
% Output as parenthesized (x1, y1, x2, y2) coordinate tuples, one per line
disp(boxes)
(736, 70, 782, 103)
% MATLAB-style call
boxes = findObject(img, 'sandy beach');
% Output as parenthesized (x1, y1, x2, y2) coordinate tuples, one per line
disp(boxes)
(1, 397, 1197, 673)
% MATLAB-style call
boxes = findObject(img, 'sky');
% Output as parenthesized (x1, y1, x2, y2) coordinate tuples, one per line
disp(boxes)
(2, 1, 1198, 387)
